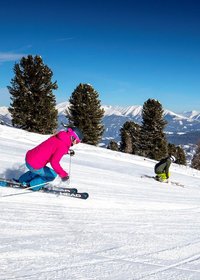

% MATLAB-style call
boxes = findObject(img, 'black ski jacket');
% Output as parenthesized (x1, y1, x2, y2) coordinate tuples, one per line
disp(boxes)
(154, 157, 172, 178)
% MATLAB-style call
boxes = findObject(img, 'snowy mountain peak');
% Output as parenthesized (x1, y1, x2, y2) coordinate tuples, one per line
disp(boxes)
(163, 109, 189, 120)
(56, 101, 70, 113)
(0, 106, 12, 125)
(182, 110, 200, 120)
(102, 105, 143, 117)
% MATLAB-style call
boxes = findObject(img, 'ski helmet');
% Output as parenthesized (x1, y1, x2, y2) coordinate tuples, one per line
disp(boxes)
(170, 155, 176, 162)
(67, 126, 83, 142)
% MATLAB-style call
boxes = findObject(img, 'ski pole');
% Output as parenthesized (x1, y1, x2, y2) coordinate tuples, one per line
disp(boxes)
(68, 155, 72, 184)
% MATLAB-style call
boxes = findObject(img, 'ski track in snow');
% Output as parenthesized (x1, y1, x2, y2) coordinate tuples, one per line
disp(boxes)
(0, 125, 200, 280)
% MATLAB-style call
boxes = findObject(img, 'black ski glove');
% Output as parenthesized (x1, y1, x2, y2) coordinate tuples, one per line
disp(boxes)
(61, 176, 69, 182)
(69, 149, 75, 156)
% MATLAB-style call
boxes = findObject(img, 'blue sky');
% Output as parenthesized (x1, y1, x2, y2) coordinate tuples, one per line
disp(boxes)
(0, 0, 200, 112)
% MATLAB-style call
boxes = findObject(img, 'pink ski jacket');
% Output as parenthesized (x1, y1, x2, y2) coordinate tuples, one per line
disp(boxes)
(26, 130, 76, 178)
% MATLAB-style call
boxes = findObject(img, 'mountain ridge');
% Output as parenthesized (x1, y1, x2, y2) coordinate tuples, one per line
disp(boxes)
(1, 102, 200, 145)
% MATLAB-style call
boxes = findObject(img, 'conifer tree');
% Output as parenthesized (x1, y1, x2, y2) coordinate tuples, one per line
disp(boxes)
(8, 55, 58, 134)
(107, 140, 119, 151)
(168, 143, 177, 157)
(139, 99, 168, 160)
(191, 141, 200, 170)
(176, 146, 186, 165)
(120, 121, 140, 154)
(168, 143, 186, 165)
(68, 83, 104, 145)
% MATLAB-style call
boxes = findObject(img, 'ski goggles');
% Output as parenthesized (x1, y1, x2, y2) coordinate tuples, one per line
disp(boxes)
(71, 132, 81, 143)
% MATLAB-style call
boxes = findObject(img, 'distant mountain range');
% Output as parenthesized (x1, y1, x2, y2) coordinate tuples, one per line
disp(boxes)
(56, 101, 200, 147)
(1, 102, 200, 162)
(0, 106, 12, 126)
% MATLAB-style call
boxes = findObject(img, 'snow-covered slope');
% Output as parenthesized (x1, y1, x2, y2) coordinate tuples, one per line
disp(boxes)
(0, 125, 200, 279)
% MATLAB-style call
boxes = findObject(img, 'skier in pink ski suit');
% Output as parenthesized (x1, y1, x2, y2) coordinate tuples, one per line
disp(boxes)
(18, 127, 83, 190)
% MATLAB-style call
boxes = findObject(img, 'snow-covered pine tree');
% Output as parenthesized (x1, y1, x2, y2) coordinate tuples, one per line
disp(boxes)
(139, 99, 168, 160)
(8, 55, 58, 134)
(68, 83, 104, 145)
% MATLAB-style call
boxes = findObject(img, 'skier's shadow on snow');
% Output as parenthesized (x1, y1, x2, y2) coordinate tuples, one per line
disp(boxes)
(1, 164, 26, 180)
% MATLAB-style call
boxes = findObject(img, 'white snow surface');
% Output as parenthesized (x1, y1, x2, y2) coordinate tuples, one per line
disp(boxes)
(0, 125, 200, 280)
